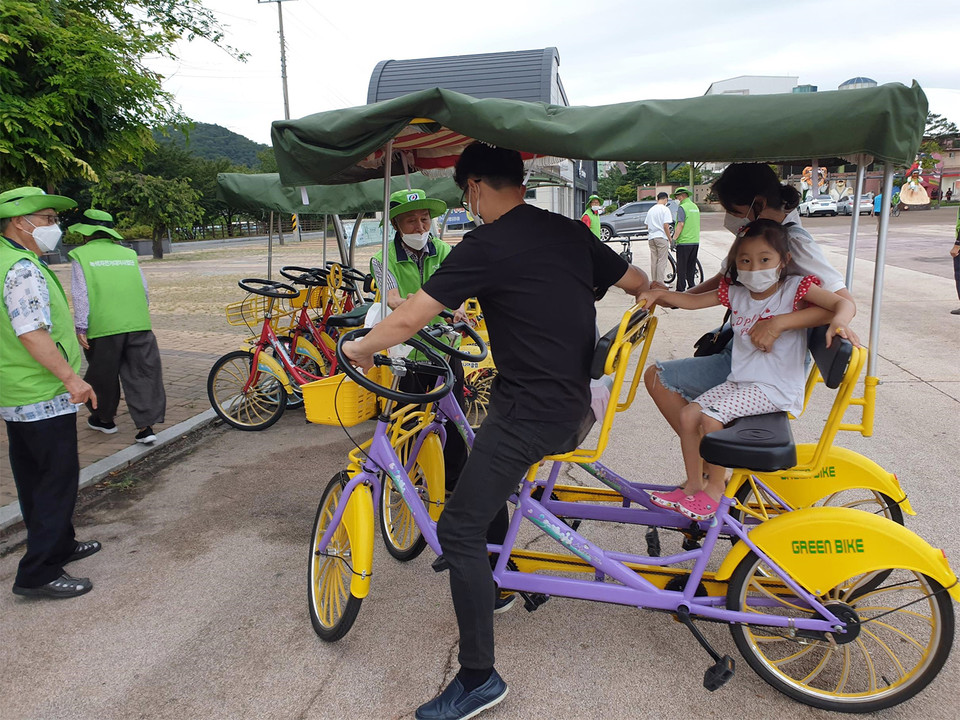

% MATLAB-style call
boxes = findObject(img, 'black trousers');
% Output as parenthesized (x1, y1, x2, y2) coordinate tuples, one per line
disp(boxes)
(6, 413, 80, 587)
(675, 243, 700, 292)
(954, 251, 960, 302)
(84, 330, 166, 428)
(436, 403, 581, 670)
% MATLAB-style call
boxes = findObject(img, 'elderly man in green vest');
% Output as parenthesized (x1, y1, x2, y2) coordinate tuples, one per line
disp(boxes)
(370, 187, 469, 469)
(67, 209, 165, 445)
(670, 186, 701, 292)
(1, 187, 100, 600)
(580, 194, 603, 239)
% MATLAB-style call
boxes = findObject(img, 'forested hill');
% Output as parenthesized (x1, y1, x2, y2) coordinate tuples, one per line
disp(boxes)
(155, 123, 268, 168)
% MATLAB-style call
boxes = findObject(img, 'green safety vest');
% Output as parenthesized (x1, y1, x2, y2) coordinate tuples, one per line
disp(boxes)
(674, 198, 701, 245)
(0, 237, 81, 406)
(582, 208, 602, 239)
(68, 238, 151, 339)
(371, 235, 458, 357)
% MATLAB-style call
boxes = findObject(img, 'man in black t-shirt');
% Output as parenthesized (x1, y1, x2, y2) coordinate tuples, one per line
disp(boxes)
(342, 143, 650, 720)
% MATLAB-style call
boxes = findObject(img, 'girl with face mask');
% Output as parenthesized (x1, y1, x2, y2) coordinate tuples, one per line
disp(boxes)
(637, 220, 856, 521)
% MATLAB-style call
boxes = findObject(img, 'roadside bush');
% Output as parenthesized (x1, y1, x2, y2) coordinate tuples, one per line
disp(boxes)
(120, 224, 153, 240)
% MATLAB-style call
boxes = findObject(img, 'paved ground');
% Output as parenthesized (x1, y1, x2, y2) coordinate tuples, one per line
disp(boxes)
(1, 209, 959, 719)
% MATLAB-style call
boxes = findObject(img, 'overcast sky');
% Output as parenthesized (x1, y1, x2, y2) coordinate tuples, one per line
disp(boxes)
(152, 0, 960, 145)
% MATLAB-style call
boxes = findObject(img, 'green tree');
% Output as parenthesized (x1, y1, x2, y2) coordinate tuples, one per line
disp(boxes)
(93, 171, 202, 258)
(0, 0, 242, 188)
(257, 147, 280, 174)
(615, 185, 636, 205)
(925, 112, 959, 140)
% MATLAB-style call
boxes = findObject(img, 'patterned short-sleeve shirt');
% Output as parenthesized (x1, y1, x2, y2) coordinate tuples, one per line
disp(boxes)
(1, 258, 77, 422)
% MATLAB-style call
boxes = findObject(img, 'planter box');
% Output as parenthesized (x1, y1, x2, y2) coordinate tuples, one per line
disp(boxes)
(129, 238, 172, 256)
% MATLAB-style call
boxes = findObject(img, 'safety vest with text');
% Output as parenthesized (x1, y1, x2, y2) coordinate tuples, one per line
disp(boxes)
(68, 238, 151, 339)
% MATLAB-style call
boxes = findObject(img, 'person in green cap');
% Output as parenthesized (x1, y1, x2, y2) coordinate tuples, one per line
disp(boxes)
(370, 188, 470, 489)
(670, 186, 700, 292)
(67, 209, 165, 445)
(1, 187, 100, 600)
(580, 194, 603, 239)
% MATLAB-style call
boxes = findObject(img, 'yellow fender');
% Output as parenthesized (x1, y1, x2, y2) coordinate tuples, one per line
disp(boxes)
(318, 331, 337, 353)
(294, 335, 326, 368)
(716, 506, 960, 601)
(742, 444, 915, 515)
(342, 482, 374, 598)
(243, 350, 294, 394)
(416, 432, 446, 522)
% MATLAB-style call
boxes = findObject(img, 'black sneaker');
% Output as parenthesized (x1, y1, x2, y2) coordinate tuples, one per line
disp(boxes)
(415, 669, 508, 720)
(494, 592, 517, 614)
(12, 573, 92, 599)
(135, 427, 157, 444)
(87, 417, 118, 434)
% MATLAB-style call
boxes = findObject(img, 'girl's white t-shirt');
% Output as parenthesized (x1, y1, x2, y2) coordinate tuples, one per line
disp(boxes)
(719, 274, 820, 415)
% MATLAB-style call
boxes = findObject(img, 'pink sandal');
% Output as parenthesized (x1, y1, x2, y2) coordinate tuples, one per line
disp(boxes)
(677, 491, 720, 521)
(649, 488, 687, 510)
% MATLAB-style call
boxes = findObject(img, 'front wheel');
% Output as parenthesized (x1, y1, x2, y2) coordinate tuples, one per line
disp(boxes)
(665, 254, 677, 285)
(600, 226, 613, 242)
(309, 471, 364, 641)
(379, 428, 433, 561)
(727, 552, 954, 712)
(207, 350, 286, 430)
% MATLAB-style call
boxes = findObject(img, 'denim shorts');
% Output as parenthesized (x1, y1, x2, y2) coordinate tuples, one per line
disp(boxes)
(654, 342, 733, 402)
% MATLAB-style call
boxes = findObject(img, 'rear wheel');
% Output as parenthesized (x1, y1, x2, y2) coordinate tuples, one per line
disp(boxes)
(732, 483, 905, 527)
(727, 553, 954, 712)
(309, 471, 363, 641)
(464, 368, 496, 428)
(274, 336, 327, 408)
(665, 254, 677, 285)
(207, 350, 286, 430)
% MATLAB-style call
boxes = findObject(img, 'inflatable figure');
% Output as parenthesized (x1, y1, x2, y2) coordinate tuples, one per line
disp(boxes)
(801, 166, 827, 199)
(900, 163, 930, 207)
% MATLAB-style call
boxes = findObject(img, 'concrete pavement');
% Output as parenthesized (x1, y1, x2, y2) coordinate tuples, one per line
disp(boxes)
(1, 211, 959, 719)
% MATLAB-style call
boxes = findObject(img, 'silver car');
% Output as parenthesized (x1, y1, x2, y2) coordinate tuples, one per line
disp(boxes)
(599, 199, 679, 241)
(836, 194, 873, 216)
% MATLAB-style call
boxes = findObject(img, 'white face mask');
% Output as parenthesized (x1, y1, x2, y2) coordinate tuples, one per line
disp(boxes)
(723, 200, 762, 235)
(467, 184, 483, 226)
(25, 218, 63, 253)
(737, 267, 781, 294)
(400, 231, 430, 251)
(591, 204, 601, 213)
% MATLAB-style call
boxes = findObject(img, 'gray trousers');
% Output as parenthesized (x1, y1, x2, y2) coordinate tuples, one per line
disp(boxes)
(84, 330, 166, 428)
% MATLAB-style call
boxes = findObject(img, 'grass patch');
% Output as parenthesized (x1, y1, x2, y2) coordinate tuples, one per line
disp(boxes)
(100, 473, 138, 492)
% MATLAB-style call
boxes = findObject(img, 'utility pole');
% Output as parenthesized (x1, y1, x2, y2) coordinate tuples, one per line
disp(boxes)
(258, 0, 295, 121)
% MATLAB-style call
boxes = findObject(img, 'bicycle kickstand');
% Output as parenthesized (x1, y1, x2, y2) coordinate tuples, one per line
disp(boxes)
(676, 606, 735, 691)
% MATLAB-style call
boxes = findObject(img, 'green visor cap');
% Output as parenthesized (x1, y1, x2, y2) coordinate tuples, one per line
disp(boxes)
(68, 208, 124, 240)
(0, 186, 76, 219)
(672, 186, 691, 198)
(388, 188, 447, 221)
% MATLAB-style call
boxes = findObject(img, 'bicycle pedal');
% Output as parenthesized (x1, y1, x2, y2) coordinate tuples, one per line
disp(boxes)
(519, 591, 550, 612)
(681, 536, 701, 552)
(645, 527, 661, 557)
(431, 555, 449, 573)
(703, 655, 735, 691)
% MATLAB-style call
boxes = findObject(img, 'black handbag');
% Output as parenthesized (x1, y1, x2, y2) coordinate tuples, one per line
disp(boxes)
(693, 309, 733, 357)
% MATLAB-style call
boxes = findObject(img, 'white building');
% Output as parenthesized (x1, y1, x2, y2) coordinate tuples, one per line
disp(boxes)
(704, 75, 799, 96)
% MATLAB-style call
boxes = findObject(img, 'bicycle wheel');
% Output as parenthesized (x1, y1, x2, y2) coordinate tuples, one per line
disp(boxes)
(379, 429, 433, 561)
(309, 471, 363, 641)
(693, 258, 704, 286)
(727, 552, 954, 712)
(464, 368, 496, 428)
(665, 254, 677, 285)
(207, 350, 286, 430)
(732, 483, 904, 527)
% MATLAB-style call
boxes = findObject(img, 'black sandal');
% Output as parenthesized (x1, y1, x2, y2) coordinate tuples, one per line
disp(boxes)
(12, 573, 92, 599)
(67, 540, 102, 563)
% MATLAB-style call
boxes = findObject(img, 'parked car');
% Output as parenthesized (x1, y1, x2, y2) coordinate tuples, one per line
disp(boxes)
(799, 194, 838, 217)
(599, 199, 679, 241)
(836, 194, 873, 216)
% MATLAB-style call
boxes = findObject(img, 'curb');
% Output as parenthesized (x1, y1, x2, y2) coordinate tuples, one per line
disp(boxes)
(0, 408, 219, 532)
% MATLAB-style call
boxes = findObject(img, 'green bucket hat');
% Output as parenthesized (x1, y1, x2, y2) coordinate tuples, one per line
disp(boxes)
(68, 208, 124, 241)
(0, 186, 76, 219)
(388, 188, 447, 222)
(587, 194, 602, 204)
(672, 186, 691, 198)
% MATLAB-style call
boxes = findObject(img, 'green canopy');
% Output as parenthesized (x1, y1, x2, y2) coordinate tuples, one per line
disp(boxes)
(215, 172, 464, 214)
(271, 83, 928, 186)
